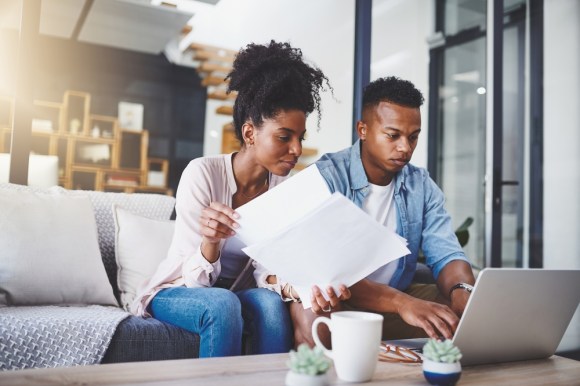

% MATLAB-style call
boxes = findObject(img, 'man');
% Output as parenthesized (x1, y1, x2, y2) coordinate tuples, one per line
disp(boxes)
(292, 76, 475, 345)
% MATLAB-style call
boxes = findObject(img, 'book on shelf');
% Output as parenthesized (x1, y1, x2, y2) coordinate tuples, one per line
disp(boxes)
(106, 174, 139, 187)
(31, 119, 53, 133)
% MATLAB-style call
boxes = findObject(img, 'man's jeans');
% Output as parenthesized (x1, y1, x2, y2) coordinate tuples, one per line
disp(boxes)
(150, 286, 292, 357)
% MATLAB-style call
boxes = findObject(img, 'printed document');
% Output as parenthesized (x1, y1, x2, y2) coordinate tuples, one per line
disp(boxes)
(234, 165, 410, 308)
(235, 164, 332, 246)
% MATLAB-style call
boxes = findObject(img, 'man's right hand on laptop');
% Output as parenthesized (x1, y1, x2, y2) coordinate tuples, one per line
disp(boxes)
(398, 297, 459, 340)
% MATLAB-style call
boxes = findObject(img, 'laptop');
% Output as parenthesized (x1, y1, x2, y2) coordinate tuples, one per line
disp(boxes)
(389, 268, 580, 366)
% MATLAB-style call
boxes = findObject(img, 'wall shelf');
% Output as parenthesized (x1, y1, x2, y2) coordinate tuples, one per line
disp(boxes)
(0, 90, 172, 195)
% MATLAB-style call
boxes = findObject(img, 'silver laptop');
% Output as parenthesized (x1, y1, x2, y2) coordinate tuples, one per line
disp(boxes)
(390, 268, 580, 366)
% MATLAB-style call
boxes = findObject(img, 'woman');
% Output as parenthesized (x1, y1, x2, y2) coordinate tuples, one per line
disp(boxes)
(132, 40, 346, 357)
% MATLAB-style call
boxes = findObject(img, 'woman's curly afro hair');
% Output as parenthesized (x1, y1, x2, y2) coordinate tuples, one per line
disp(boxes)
(362, 76, 424, 110)
(226, 40, 331, 144)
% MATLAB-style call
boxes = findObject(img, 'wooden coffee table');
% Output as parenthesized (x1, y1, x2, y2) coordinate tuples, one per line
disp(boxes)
(0, 353, 579, 385)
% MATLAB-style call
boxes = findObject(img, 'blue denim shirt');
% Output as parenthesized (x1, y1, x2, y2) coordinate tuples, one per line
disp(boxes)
(315, 140, 469, 291)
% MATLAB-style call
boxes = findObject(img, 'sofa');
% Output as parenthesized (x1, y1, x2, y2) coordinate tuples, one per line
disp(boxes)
(0, 183, 201, 370)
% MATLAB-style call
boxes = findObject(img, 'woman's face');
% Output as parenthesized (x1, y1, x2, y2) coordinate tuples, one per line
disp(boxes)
(249, 109, 306, 176)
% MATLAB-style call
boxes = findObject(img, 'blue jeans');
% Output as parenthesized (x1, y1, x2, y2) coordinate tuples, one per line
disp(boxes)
(150, 286, 292, 357)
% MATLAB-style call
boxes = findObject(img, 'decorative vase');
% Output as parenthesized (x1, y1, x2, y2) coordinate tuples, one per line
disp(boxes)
(285, 371, 329, 386)
(422, 358, 462, 386)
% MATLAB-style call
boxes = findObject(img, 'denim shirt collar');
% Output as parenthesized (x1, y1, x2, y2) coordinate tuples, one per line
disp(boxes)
(349, 140, 407, 194)
(349, 140, 368, 190)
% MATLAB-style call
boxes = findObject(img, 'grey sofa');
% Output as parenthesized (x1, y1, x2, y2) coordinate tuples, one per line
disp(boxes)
(77, 187, 199, 363)
(82, 188, 202, 363)
(0, 183, 201, 365)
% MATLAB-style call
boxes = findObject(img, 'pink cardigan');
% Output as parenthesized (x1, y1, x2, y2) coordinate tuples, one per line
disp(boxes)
(131, 154, 289, 317)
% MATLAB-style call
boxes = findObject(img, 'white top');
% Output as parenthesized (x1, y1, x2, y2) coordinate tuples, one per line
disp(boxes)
(362, 181, 399, 285)
(131, 153, 288, 316)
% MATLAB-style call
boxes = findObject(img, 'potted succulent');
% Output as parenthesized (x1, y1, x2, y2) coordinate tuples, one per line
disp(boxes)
(286, 344, 331, 386)
(422, 339, 463, 386)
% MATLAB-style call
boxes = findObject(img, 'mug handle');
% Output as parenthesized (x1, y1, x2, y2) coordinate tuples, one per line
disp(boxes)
(311, 316, 333, 359)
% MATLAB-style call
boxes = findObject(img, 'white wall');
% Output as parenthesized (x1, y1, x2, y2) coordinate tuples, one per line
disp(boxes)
(370, 0, 432, 168)
(203, 99, 234, 156)
(188, 0, 355, 160)
(544, 0, 580, 270)
(190, 0, 432, 167)
(544, 0, 580, 353)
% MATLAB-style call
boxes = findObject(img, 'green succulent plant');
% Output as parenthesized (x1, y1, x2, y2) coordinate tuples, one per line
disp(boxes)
(287, 344, 331, 376)
(422, 339, 463, 364)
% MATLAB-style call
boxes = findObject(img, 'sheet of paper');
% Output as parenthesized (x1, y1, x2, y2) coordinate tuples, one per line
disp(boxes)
(234, 164, 331, 246)
(242, 193, 410, 309)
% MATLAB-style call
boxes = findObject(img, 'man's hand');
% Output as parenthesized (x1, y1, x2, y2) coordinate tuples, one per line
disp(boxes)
(398, 297, 459, 340)
(349, 279, 459, 339)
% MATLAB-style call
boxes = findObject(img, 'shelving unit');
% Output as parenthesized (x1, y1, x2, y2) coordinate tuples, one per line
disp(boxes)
(0, 91, 172, 195)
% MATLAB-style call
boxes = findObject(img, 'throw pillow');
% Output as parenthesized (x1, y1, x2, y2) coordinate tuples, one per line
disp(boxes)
(0, 190, 117, 306)
(113, 205, 175, 311)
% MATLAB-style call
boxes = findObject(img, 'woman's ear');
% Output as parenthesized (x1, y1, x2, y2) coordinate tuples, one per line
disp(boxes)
(241, 121, 255, 146)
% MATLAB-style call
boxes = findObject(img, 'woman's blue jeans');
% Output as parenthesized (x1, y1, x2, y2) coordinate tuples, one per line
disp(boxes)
(150, 286, 293, 357)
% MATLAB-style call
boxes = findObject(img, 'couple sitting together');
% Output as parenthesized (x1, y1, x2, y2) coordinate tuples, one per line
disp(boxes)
(131, 40, 475, 358)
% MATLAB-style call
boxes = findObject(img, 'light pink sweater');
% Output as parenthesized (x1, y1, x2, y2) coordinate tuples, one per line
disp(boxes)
(131, 154, 288, 317)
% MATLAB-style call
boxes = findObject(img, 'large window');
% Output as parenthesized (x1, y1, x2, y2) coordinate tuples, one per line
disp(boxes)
(437, 37, 487, 268)
(429, 0, 530, 269)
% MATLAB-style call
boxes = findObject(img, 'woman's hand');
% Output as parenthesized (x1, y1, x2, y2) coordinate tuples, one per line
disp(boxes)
(200, 202, 240, 243)
(199, 202, 239, 262)
(310, 284, 351, 315)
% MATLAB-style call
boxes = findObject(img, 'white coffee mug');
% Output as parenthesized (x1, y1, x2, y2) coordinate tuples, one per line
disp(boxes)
(311, 311, 383, 382)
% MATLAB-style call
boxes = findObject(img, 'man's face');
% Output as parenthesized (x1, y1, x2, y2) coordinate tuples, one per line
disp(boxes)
(358, 101, 421, 185)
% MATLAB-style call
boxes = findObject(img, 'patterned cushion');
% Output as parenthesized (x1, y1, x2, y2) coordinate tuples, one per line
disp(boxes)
(82, 190, 175, 299)
(113, 205, 175, 310)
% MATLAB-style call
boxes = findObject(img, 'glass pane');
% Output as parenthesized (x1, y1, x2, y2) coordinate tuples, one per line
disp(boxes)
(505, 0, 526, 11)
(443, 0, 525, 36)
(501, 22, 525, 267)
(438, 37, 487, 269)
(443, 0, 486, 36)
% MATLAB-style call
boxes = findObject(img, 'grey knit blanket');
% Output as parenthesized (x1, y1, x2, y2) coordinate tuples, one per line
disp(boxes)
(0, 305, 129, 370)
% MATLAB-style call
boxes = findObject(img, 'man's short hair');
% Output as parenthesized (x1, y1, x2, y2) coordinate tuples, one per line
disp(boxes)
(362, 76, 424, 110)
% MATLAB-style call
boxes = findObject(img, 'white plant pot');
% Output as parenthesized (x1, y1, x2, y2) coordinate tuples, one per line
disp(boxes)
(285, 371, 329, 386)
(422, 358, 462, 386)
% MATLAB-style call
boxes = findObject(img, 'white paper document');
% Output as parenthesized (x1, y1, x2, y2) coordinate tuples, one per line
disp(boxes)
(234, 164, 332, 246)
(240, 188, 410, 308)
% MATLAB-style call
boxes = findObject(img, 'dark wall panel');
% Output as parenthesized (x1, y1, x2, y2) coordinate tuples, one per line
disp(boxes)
(32, 36, 206, 193)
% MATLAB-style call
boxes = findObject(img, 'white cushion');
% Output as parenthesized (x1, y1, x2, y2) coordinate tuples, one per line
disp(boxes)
(0, 190, 117, 306)
(113, 205, 174, 311)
